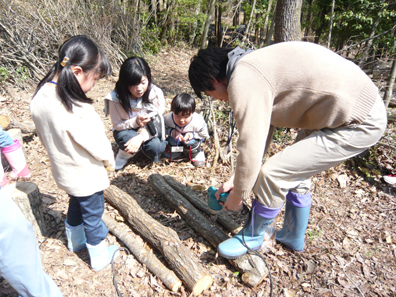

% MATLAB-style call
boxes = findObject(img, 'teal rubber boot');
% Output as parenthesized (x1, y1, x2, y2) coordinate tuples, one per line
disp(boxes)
(218, 200, 282, 259)
(87, 240, 119, 271)
(65, 220, 87, 252)
(276, 191, 311, 252)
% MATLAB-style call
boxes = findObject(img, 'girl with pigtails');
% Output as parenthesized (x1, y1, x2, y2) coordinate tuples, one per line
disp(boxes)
(31, 35, 118, 271)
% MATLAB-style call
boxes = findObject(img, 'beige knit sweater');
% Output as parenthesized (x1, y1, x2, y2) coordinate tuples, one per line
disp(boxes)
(228, 41, 379, 199)
(30, 84, 115, 197)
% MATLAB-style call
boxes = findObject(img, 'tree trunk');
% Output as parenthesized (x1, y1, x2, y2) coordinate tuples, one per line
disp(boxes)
(148, 174, 271, 288)
(104, 185, 213, 295)
(102, 213, 182, 292)
(265, 2, 277, 45)
(233, 0, 240, 26)
(161, 175, 242, 235)
(274, 0, 302, 43)
(327, 0, 335, 48)
(4, 182, 46, 239)
(303, 0, 315, 40)
(215, 4, 222, 46)
(200, 0, 216, 49)
(384, 59, 396, 108)
(244, 0, 257, 42)
(159, 0, 178, 42)
(261, 0, 274, 46)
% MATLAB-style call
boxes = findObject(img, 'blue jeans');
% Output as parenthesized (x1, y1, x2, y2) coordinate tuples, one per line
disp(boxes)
(67, 191, 108, 246)
(0, 190, 62, 297)
(0, 128, 14, 148)
(113, 129, 167, 163)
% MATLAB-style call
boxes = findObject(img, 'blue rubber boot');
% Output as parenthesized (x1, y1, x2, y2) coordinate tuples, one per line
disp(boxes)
(87, 240, 119, 271)
(65, 220, 87, 252)
(276, 191, 312, 252)
(218, 200, 282, 259)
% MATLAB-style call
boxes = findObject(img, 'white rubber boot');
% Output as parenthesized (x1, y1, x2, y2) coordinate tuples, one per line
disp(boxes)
(115, 149, 133, 171)
(86, 240, 119, 271)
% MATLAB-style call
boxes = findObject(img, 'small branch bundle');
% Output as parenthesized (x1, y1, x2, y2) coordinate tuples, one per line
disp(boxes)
(148, 174, 270, 288)
(104, 185, 213, 295)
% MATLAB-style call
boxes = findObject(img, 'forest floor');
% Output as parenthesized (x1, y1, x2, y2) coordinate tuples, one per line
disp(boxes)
(0, 46, 395, 297)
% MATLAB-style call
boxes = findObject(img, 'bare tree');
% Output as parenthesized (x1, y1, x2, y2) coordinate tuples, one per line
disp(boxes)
(327, 0, 335, 48)
(274, 0, 303, 43)
(201, 0, 216, 49)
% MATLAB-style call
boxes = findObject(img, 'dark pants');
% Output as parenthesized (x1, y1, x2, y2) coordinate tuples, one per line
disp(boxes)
(67, 191, 108, 246)
(113, 129, 167, 163)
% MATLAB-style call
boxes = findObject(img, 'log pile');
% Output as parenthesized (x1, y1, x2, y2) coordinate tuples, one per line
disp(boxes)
(148, 174, 270, 288)
(103, 175, 272, 294)
(104, 185, 213, 296)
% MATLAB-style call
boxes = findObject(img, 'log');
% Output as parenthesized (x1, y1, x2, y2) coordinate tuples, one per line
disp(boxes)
(102, 213, 182, 292)
(162, 175, 242, 235)
(104, 185, 213, 296)
(3, 182, 46, 238)
(148, 174, 269, 288)
(9, 119, 36, 134)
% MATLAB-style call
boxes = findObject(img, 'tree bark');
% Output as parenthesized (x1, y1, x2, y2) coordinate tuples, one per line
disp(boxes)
(102, 213, 182, 292)
(327, 0, 335, 48)
(261, 0, 274, 46)
(104, 185, 213, 296)
(4, 182, 46, 238)
(161, 175, 242, 235)
(274, 0, 302, 43)
(148, 174, 270, 288)
(244, 0, 257, 42)
(384, 59, 396, 108)
(200, 0, 216, 49)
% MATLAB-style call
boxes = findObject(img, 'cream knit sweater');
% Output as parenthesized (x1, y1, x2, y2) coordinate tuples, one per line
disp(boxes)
(31, 84, 115, 197)
(228, 41, 379, 199)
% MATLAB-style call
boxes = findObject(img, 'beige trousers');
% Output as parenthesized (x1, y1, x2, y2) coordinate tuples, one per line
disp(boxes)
(253, 95, 387, 208)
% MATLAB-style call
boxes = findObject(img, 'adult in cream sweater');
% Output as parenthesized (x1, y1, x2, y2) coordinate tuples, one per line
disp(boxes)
(189, 41, 387, 259)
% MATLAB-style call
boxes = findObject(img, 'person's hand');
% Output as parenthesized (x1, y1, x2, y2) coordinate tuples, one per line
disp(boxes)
(125, 135, 144, 153)
(222, 191, 243, 211)
(215, 176, 234, 200)
(136, 114, 150, 127)
(183, 132, 193, 143)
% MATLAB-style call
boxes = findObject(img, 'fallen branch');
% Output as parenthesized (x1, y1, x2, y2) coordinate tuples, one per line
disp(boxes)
(149, 174, 269, 288)
(104, 185, 213, 296)
(162, 175, 242, 235)
(102, 213, 182, 292)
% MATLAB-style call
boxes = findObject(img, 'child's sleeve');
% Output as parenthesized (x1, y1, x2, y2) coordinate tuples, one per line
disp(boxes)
(67, 106, 115, 168)
(164, 113, 174, 138)
(108, 100, 140, 131)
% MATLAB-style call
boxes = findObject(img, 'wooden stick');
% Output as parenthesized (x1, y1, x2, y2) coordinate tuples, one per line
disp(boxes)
(102, 213, 182, 292)
(104, 185, 213, 295)
(149, 174, 269, 288)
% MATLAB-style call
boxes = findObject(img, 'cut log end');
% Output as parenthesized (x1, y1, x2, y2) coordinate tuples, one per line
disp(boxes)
(170, 280, 183, 292)
(192, 274, 213, 296)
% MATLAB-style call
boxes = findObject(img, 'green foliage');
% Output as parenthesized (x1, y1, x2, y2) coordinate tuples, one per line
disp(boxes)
(0, 67, 9, 84)
(306, 227, 321, 242)
(15, 66, 29, 83)
(272, 128, 292, 144)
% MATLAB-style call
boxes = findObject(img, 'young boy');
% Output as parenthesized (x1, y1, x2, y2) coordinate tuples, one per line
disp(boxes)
(164, 93, 209, 167)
